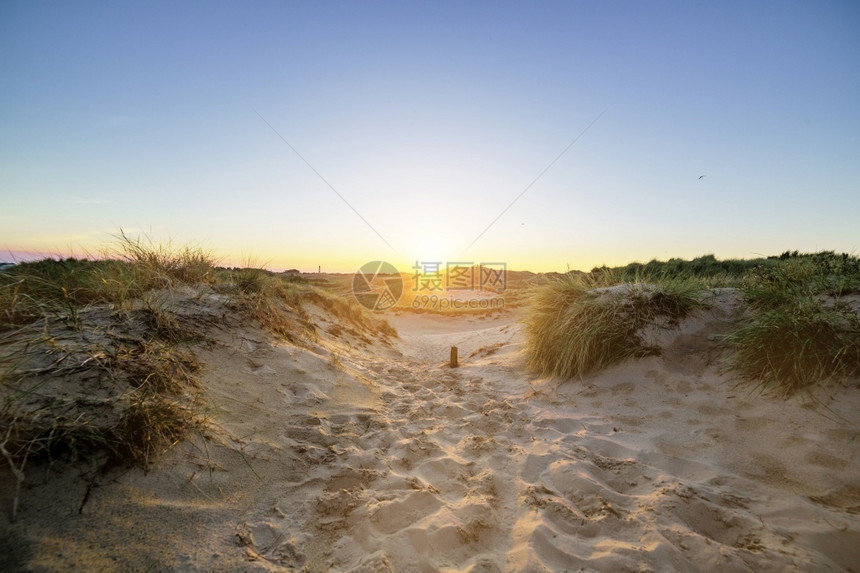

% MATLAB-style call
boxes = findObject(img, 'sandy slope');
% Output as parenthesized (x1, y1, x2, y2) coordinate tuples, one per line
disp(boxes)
(2, 294, 859, 572)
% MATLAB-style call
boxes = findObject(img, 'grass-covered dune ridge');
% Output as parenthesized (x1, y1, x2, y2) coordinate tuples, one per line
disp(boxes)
(0, 234, 215, 329)
(525, 252, 860, 394)
(0, 236, 396, 498)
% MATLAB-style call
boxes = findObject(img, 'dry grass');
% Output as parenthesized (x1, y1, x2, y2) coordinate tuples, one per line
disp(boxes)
(310, 287, 397, 340)
(0, 230, 217, 330)
(0, 233, 216, 480)
(221, 269, 308, 341)
(523, 272, 703, 379)
(0, 236, 404, 524)
(0, 318, 204, 473)
(111, 229, 217, 289)
(117, 393, 198, 467)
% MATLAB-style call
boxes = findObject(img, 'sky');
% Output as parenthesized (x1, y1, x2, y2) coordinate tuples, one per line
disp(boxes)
(1, 1, 858, 273)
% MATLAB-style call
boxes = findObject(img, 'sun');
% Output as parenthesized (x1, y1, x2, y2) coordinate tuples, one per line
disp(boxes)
(409, 235, 454, 266)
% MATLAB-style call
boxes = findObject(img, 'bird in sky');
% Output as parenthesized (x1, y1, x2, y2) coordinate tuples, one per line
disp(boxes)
(698, 175, 705, 180)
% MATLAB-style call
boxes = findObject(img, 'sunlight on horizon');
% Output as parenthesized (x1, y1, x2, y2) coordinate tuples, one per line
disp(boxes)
(7, 227, 858, 276)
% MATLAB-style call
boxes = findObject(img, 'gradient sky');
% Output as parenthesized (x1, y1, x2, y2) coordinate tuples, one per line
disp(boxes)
(2, 1, 858, 272)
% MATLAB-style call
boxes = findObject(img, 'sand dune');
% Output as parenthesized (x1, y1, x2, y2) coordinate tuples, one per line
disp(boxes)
(2, 293, 859, 572)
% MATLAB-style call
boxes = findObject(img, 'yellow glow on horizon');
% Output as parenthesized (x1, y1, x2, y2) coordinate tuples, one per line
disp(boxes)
(408, 235, 455, 267)
(8, 230, 782, 276)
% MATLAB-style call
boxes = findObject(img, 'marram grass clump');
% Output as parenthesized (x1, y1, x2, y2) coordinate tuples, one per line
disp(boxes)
(724, 298, 860, 396)
(723, 252, 860, 395)
(0, 231, 217, 330)
(221, 268, 309, 340)
(724, 253, 860, 396)
(524, 272, 703, 379)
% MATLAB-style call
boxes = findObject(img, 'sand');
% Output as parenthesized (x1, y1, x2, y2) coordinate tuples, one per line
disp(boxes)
(2, 291, 859, 571)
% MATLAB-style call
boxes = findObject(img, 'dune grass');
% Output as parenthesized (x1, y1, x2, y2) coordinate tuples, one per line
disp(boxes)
(1, 233, 401, 489)
(111, 229, 216, 288)
(0, 254, 209, 496)
(740, 253, 860, 310)
(602, 253, 775, 283)
(214, 265, 398, 342)
(0, 235, 217, 485)
(724, 298, 860, 395)
(310, 287, 398, 340)
(0, 244, 213, 478)
(526, 251, 860, 393)
(523, 270, 703, 379)
(220, 267, 309, 340)
(0, 231, 217, 329)
(725, 252, 860, 395)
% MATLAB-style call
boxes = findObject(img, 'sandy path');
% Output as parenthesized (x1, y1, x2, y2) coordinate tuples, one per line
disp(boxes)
(3, 303, 859, 571)
(231, 308, 860, 571)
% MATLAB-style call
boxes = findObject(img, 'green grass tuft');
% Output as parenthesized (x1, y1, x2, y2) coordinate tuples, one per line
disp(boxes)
(524, 272, 703, 379)
(724, 298, 860, 396)
(725, 254, 860, 395)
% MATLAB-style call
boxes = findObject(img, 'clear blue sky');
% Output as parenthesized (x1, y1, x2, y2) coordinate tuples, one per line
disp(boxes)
(2, 1, 858, 272)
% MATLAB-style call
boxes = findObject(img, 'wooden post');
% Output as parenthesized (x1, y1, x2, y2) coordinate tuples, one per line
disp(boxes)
(450, 346, 458, 368)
